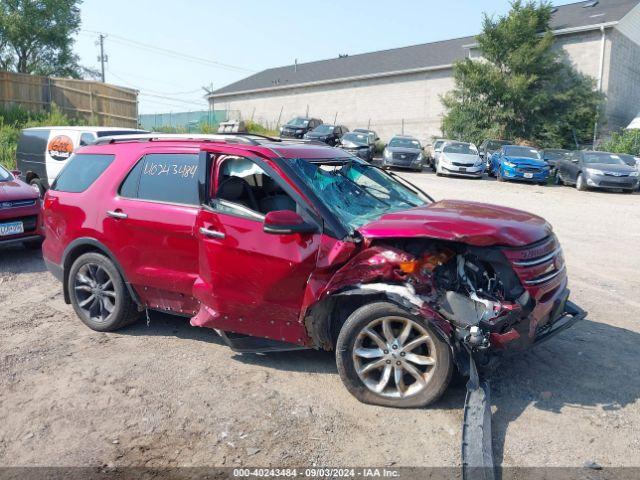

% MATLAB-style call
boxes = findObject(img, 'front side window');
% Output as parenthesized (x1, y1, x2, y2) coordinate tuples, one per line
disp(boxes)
(120, 153, 200, 205)
(214, 156, 297, 219)
(51, 154, 115, 193)
(291, 158, 427, 231)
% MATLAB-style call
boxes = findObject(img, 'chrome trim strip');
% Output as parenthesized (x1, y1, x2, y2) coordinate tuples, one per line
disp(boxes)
(513, 248, 561, 267)
(525, 264, 566, 285)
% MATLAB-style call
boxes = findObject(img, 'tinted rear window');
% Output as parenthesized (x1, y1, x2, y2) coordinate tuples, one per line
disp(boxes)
(51, 154, 115, 192)
(121, 153, 200, 205)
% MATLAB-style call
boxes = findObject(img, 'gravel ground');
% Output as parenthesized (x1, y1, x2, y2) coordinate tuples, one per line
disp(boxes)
(1, 170, 639, 471)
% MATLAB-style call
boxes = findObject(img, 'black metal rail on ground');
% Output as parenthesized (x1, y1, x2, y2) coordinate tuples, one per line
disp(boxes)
(462, 355, 495, 480)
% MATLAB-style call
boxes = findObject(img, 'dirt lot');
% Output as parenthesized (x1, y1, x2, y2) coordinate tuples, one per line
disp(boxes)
(1, 171, 639, 470)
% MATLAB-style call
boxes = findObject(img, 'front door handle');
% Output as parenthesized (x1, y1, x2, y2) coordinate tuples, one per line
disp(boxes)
(199, 227, 225, 239)
(106, 210, 128, 219)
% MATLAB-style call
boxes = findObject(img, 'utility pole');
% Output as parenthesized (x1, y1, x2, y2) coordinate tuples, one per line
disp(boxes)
(96, 34, 108, 83)
(202, 83, 214, 127)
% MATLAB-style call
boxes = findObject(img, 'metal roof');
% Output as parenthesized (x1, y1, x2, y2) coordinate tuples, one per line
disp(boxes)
(212, 0, 639, 97)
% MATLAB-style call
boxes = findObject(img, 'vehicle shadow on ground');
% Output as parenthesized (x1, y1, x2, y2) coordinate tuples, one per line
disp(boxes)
(488, 318, 640, 470)
(0, 245, 47, 274)
(120, 310, 225, 345)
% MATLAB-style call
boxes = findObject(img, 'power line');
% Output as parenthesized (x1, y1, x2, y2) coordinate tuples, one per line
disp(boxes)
(81, 29, 255, 73)
(107, 69, 202, 96)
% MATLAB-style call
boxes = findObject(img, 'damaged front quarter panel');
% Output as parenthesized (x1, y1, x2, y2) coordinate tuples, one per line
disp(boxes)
(301, 244, 455, 351)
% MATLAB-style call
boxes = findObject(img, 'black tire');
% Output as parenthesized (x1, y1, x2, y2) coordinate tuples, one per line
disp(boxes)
(68, 252, 139, 332)
(22, 237, 43, 250)
(538, 182, 546, 187)
(554, 171, 564, 185)
(336, 302, 453, 408)
(30, 178, 45, 197)
(576, 173, 587, 191)
(622, 189, 634, 194)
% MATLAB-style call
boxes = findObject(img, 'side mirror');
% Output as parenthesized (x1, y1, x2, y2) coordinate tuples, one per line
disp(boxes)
(11, 169, 22, 177)
(263, 210, 318, 235)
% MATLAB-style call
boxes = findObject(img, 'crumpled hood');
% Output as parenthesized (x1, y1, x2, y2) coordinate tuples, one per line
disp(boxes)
(0, 178, 38, 201)
(357, 199, 552, 247)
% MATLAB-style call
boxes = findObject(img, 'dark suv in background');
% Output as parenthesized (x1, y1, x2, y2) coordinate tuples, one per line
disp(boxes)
(304, 124, 348, 146)
(339, 131, 376, 161)
(479, 139, 511, 166)
(280, 117, 323, 139)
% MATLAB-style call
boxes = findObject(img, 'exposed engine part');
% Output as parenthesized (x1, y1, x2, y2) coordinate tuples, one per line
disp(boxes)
(433, 253, 510, 332)
(466, 326, 490, 349)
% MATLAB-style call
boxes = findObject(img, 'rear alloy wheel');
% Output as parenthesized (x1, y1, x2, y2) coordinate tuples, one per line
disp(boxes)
(576, 173, 587, 191)
(68, 252, 139, 332)
(336, 302, 452, 408)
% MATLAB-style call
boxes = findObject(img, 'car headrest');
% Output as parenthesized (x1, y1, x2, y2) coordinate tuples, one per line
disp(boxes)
(217, 176, 247, 200)
(262, 176, 282, 195)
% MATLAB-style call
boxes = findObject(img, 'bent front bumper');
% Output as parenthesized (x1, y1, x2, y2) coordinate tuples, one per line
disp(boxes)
(532, 300, 587, 345)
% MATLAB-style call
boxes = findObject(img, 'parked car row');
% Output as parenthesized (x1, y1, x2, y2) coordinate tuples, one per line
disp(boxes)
(420, 136, 639, 194)
(279, 117, 380, 158)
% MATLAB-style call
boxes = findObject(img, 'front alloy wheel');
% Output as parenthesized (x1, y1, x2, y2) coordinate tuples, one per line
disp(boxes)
(336, 302, 452, 408)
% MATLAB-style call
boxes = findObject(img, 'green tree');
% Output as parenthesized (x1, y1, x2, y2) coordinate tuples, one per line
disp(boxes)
(0, 0, 82, 78)
(600, 129, 640, 156)
(441, 0, 604, 148)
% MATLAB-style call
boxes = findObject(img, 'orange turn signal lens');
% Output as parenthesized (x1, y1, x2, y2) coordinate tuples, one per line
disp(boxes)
(399, 261, 419, 274)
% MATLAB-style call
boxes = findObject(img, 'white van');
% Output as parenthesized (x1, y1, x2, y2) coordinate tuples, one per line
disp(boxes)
(16, 126, 148, 194)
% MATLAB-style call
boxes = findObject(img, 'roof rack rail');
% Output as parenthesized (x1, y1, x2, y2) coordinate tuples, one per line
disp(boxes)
(92, 132, 328, 147)
(92, 133, 268, 146)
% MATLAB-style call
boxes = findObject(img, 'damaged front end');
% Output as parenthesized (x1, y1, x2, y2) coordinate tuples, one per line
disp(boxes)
(309, 234, 586, 373)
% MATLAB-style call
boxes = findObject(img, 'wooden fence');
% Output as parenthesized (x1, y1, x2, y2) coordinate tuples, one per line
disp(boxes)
(0, 71, 139, 128)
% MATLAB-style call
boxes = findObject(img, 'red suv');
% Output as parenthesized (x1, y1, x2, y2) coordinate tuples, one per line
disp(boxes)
(42, 134, 585, 408)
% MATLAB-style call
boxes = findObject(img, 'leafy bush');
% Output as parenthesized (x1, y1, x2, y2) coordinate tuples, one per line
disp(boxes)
(244, 120, 279, 137)
(600, 129, 640, 156)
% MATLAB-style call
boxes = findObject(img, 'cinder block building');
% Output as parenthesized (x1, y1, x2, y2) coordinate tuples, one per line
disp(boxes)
(208, 0, 640, 143)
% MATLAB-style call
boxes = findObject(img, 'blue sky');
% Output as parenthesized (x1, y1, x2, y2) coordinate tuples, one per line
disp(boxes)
(74, 0, 576, 114)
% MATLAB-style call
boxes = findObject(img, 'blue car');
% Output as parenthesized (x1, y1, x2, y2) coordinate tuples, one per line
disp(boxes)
(489, 145, 550, 185)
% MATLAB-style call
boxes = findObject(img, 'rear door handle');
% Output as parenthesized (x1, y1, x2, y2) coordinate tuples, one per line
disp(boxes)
(199, 227, 225, 239)
(106, 210, 128, 219)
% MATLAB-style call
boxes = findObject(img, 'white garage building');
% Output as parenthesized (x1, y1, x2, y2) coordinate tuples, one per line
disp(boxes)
(209, 0, 640, 143)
